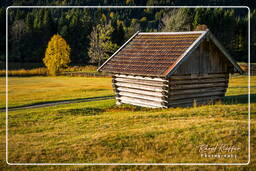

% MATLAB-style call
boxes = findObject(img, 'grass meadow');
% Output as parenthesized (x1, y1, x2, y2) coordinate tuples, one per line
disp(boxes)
(0, 64, 101, 77)
(0, 75, 255, 170)
(0, 77, 113, 108)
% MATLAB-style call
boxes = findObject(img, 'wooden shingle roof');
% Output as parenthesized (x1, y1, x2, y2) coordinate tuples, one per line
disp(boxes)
(98, 30, 243, 77)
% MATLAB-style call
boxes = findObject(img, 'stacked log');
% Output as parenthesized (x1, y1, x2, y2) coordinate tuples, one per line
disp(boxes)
(112, 73, 229, 108)
(168, 73, 229, 107)
(113, 74, 169, 108)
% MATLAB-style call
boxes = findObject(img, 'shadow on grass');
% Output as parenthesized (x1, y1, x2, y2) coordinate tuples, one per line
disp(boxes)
(106, 104, 161, 112)
(223, 94, 256, 104)
(1, 95, 114, 111)
(58, 108, 105, 116)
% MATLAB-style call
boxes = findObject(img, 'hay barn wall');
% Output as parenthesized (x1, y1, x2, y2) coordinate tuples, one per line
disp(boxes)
(168, 40, 230, 107)
(113, 40, 231, 108)
(113, 74, 169, 108)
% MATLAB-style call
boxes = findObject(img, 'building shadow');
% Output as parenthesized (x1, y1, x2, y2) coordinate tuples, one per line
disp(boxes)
(223, 94, 256, 104)
(58, 108, 105, 116)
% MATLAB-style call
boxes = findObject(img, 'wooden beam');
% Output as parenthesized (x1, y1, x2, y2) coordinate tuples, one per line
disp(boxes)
(168, 91, 225, 101)
(117, 96, 167, 107)
(116, 87, 167, 97)
(114, 77, 168, 87)
(119, 99, 164, 108)
(169, 82, 226, 90)
(168, 96, 222, 106)
(114, 82, 168, 92)
(169, 87, 226, 95)
(118, 91, 167, 103)
(115, 74, 167, 82)
(169, 73, 226, 80)
(169, 78, 226, 85)
(168, 97, 222, 108)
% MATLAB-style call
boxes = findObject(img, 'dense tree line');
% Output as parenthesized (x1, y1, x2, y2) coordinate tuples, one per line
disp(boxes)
(0, 0, 255, 65)
(1, 0, 255, 7)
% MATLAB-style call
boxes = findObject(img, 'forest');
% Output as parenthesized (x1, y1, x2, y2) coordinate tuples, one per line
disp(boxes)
(0, 0, 255, 66)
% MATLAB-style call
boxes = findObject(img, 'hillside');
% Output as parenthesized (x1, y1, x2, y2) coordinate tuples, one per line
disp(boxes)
(0, 75, 255, 170)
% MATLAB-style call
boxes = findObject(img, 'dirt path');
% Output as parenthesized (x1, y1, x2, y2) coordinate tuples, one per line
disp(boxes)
(1, 95, 115, 112)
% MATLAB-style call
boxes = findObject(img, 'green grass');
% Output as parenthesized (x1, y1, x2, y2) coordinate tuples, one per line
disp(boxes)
(0, 76, 113, 108)
(0, 75, 255, 170)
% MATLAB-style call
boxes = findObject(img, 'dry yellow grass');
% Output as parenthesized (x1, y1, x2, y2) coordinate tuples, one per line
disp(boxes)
(0, 68, 47, 77)
(0, 76, 113, 108)
(0, 75, 255, 170)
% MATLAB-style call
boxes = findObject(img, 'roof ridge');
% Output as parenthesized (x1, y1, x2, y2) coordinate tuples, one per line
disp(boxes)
(138, 31, 207, 35)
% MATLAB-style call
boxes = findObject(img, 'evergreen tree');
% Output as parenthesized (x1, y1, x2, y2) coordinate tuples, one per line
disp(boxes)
(111, 21, 125, 45)
(251, 10, 256, 62)
(2, 6, 251, 64)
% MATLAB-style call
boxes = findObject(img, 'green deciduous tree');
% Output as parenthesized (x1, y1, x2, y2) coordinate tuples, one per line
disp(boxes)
(43, 34, 71, 76)
(88, 24, 118, 67)
(161, 9, 192, 31)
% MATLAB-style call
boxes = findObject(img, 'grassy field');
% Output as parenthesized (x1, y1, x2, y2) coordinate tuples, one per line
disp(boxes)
(0, 75, 255, 170)
(0, 64, 103, 77)
(0, 76, 113, 108)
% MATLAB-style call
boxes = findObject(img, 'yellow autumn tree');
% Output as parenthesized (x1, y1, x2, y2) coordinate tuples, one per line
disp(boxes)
(43, 34, 71, 76)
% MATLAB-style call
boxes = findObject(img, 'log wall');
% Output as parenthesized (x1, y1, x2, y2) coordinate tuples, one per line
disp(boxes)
(166, 39, 231, 107)
(113, 74, 169, 108)
(167, 73, 229, 107)
(113, 73, 229, 108)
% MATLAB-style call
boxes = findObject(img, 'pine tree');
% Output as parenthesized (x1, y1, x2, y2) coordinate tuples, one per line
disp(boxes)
(43, 34, 71, 76)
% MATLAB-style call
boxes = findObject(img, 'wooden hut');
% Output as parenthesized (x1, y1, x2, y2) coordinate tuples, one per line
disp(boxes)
(98, 30, 243, 108)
